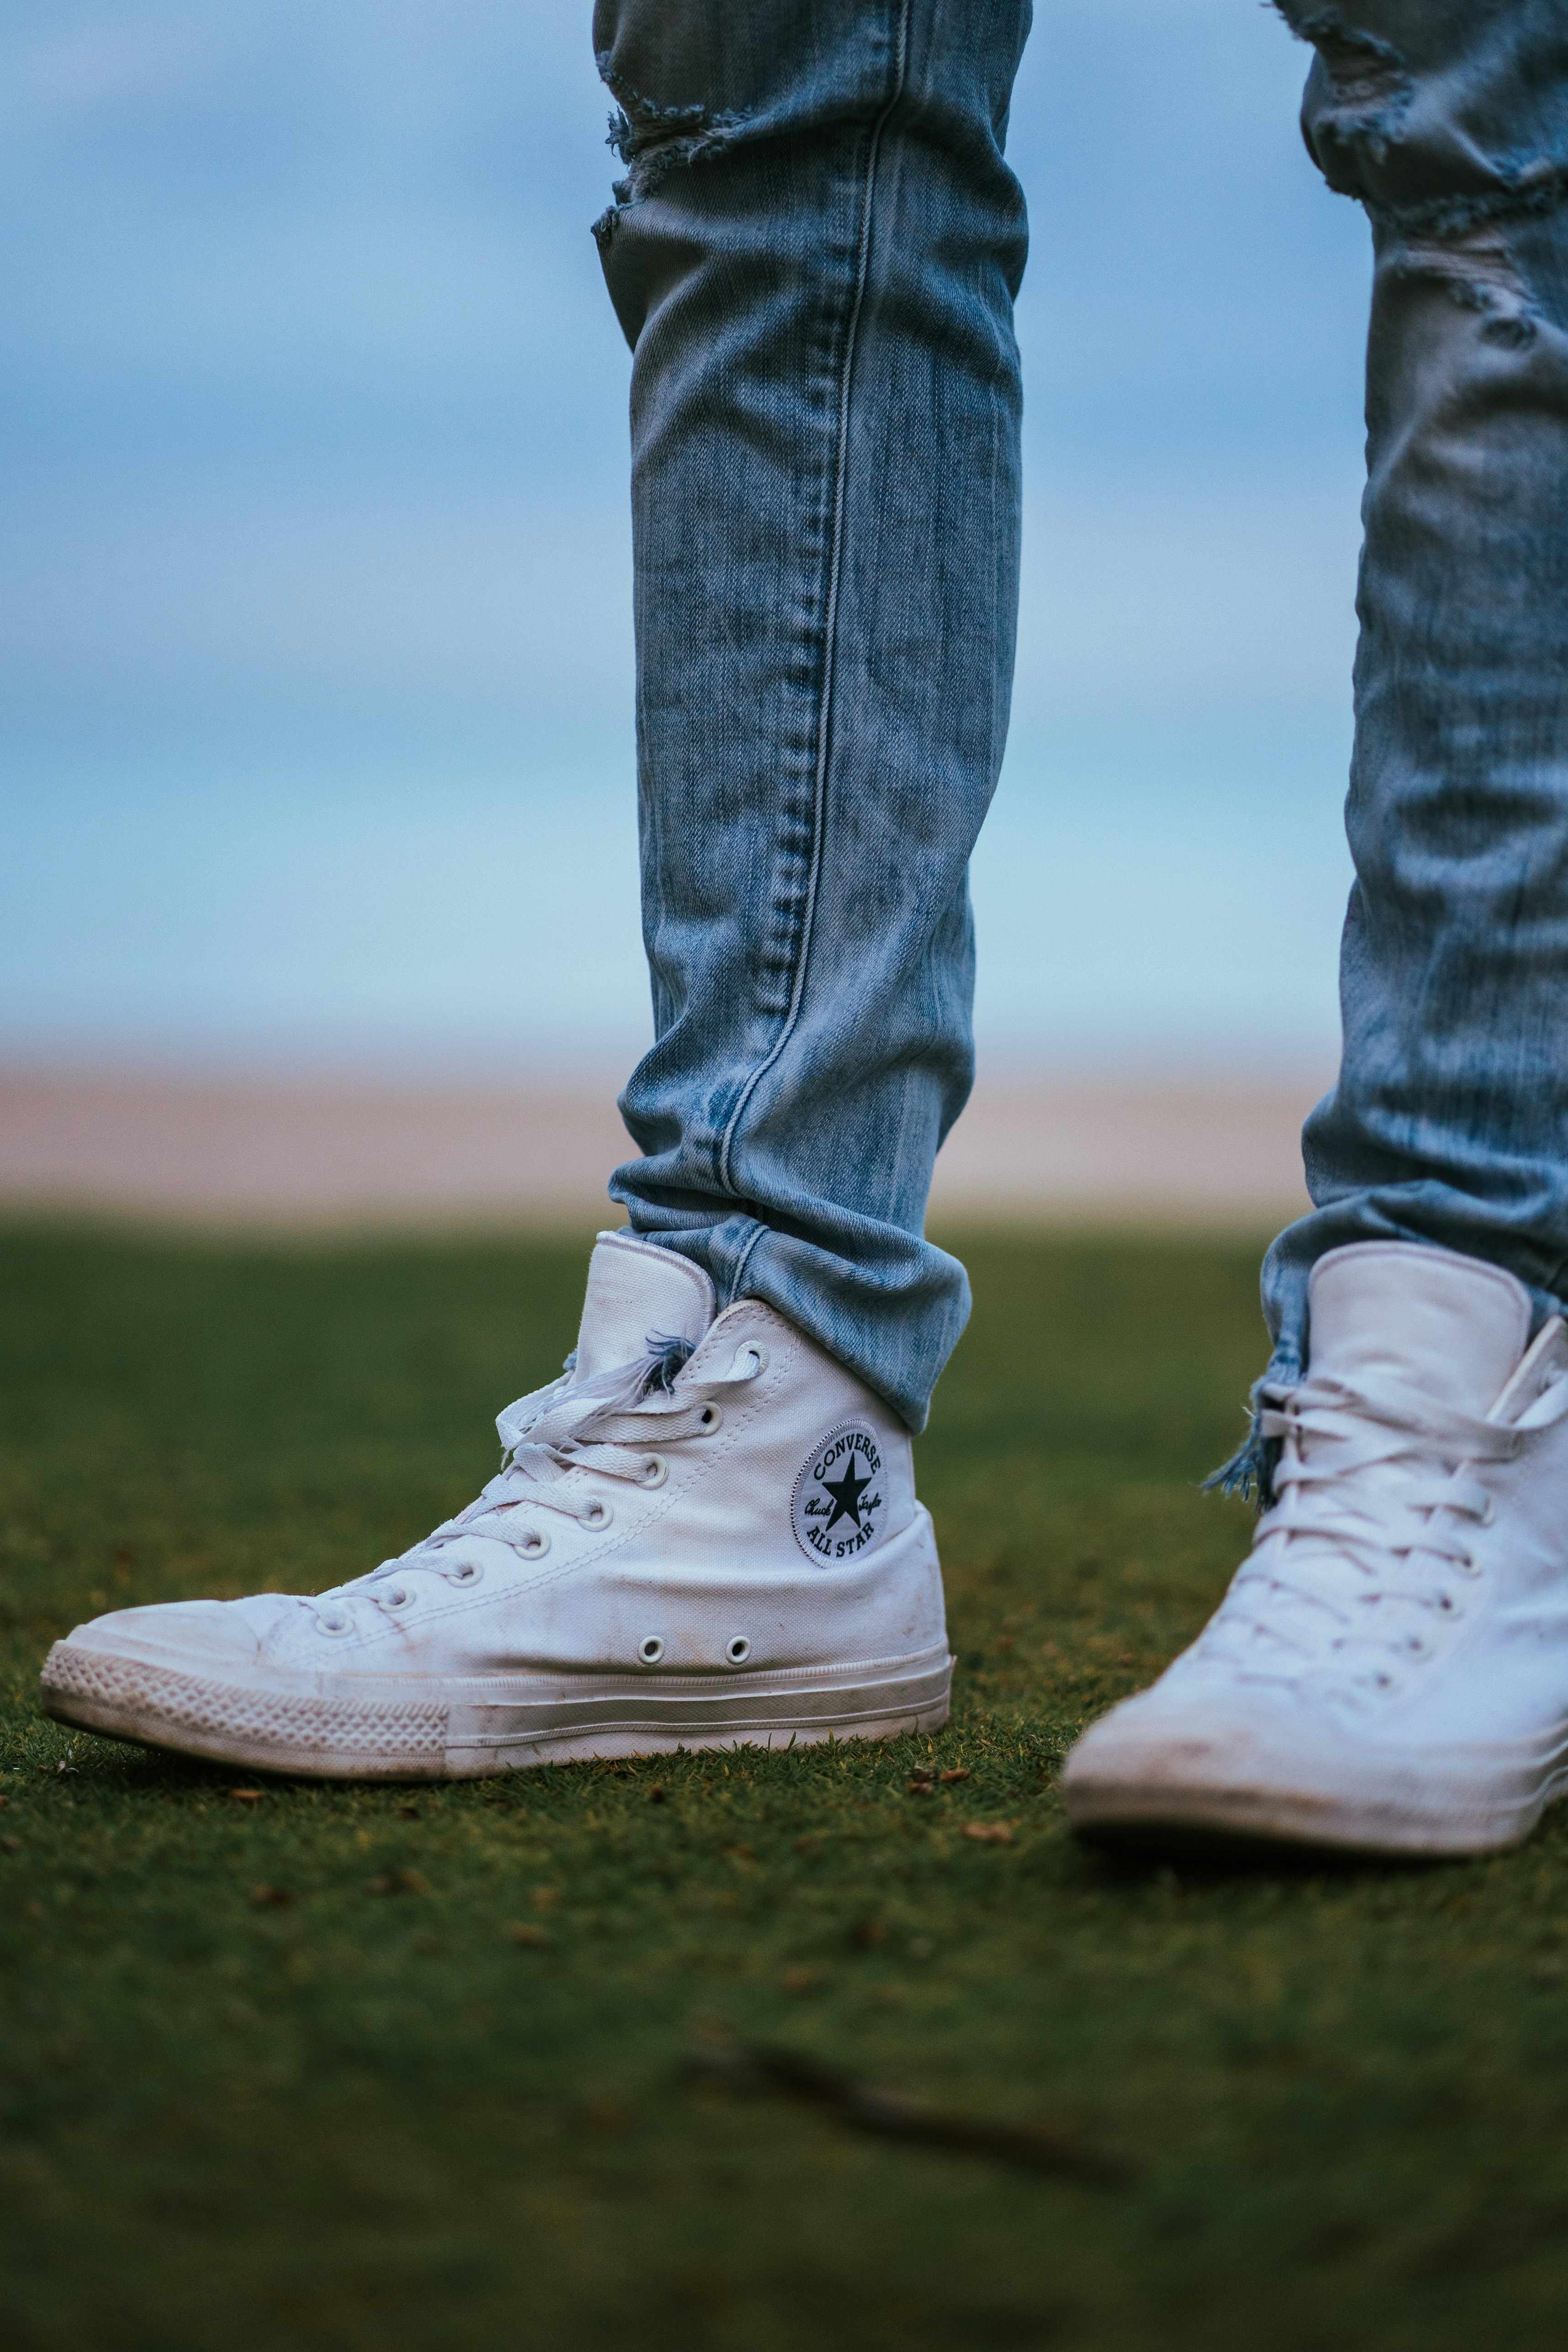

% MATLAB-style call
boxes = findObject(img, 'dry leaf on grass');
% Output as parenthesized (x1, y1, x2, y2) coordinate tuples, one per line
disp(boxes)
(229, 1789, 264, 1806)
(248, 1884, 294, 1908)
(961, 1822, 1014, 1845)
(366, 1867, 429, 1897)
(506, 1922, 554, 1949)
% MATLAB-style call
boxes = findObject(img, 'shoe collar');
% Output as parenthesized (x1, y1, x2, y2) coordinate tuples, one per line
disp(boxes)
(572, 1231, 715, 1385)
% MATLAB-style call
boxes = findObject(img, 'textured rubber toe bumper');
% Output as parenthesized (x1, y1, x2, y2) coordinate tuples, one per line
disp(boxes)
(40, 1638, 954, 1779)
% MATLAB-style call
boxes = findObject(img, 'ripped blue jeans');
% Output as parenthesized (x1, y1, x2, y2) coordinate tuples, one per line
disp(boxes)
(592, 0, 1568, 1441)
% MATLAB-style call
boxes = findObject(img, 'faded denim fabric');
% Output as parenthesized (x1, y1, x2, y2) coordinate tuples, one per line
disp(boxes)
(592, 0, 1030, 1432)
(593, 0, 1568, 1443)
(1252, 0, 1568, 1471)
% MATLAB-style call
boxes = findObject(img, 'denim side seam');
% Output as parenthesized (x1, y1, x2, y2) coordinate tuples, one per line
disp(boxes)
(718, 0, 914, 1311)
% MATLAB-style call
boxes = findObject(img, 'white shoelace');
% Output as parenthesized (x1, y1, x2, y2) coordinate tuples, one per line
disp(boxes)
(305, 1340, 767, 1635)
(1194, 1360, 1568, 1705)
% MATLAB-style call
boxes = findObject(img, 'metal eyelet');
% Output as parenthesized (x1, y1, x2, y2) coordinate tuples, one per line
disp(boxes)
(697, 1403, 723, 1434)
(724, 1635, 751, 1667)
(314, 1610, 354, 1638)
(445, 1559, 484, 1586)
(520, 1528, 550, 1559)
(582, 1498, 613, 1532)
(1456, 1550, 1482, 1578)
(638, 1634, 665, 1666)
(378, 1584, 415, 1612)
(1477, 1495, 1497, 1527)
(640, 1455, 669, 1490)
(731, 1343, 769, 1380)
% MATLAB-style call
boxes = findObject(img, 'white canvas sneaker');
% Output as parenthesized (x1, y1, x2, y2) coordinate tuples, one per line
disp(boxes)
(41, 1232, 952, 1778)
(1062, 1241, 1568, 1856)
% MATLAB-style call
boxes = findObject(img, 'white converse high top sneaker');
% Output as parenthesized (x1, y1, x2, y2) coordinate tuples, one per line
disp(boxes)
(1062, 1241, 1568, 1855)
(41, 1232, 952, 1778)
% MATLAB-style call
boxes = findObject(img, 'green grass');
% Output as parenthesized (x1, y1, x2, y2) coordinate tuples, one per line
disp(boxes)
(5, 1222, 1568, 2351)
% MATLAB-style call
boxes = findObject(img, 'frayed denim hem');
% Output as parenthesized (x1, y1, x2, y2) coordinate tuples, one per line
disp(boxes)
(1203, 1347, 1302, 1510)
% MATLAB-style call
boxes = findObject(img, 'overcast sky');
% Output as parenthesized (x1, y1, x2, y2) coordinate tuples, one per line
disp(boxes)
(0, 0, 1370, 1076)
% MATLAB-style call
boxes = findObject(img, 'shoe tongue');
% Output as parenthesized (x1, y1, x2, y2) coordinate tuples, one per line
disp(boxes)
(571, 1232, 715, 1385)
(1306, 1242, 1529, 1414)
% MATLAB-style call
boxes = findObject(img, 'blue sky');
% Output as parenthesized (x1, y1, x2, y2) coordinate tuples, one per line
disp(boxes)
(0, 0, 1370, 1075)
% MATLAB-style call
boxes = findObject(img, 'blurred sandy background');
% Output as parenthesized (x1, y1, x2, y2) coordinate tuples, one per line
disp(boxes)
(0, 1063, 1322, 1229)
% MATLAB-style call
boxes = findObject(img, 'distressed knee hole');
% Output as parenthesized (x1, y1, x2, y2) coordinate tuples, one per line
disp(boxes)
(1396, 229, 1540, 349)
(591, 53, 748, 246)
(1278, 5, 1413, 164)
(1278, 5, 1568, 249)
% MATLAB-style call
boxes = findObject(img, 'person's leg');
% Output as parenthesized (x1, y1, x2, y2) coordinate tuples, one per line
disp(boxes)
(37, 2, 1034, 1778)
(593, 0, 1032, 1436)
(1065, 3, 1568, 1856)
(1257, 0, 1568, 1409)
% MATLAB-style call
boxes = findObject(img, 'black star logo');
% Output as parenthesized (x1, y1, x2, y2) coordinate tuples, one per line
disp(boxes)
(820, 1448, 872, 1533)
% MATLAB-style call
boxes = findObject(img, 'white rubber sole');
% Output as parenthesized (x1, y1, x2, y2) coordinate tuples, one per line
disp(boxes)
(39, 1638, 954, 1779)
(1061, 1730, 1568, 1857)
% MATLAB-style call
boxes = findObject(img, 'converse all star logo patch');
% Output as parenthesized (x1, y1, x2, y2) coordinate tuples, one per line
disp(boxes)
(791, 1424, 888, 1564)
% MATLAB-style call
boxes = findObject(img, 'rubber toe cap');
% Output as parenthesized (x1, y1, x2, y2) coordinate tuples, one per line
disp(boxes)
(60, 1595, 299, 1674)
